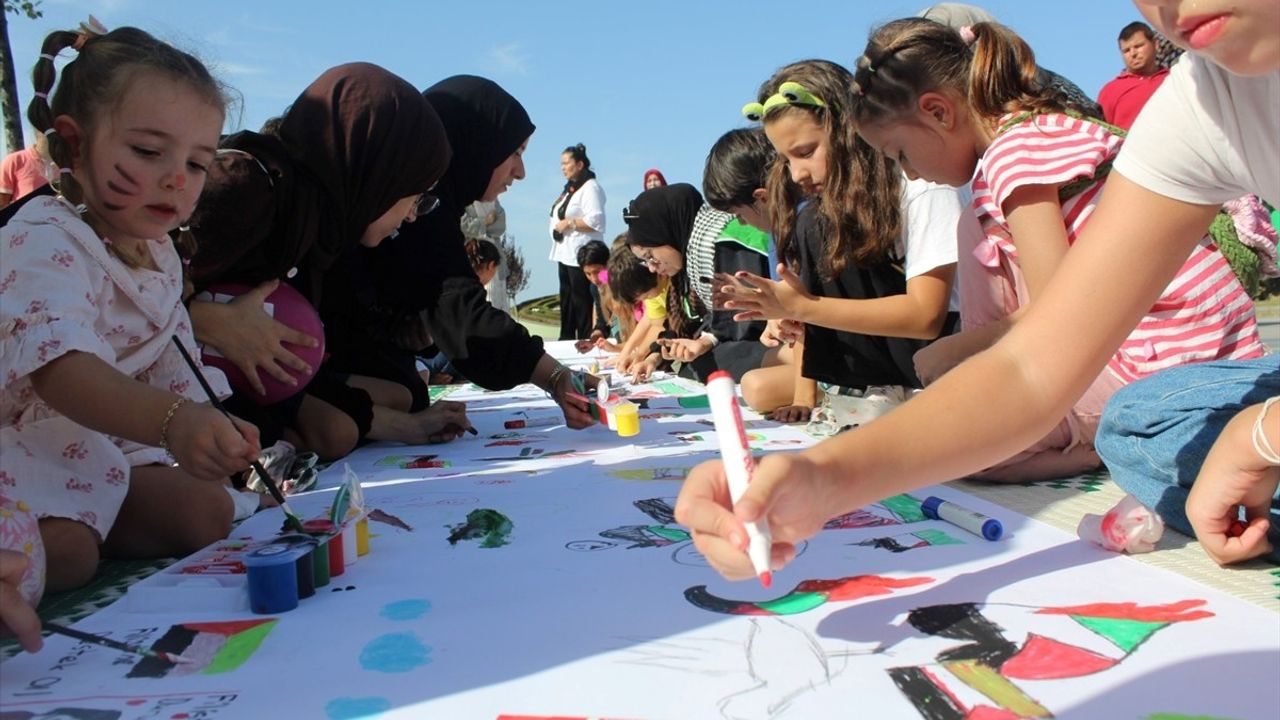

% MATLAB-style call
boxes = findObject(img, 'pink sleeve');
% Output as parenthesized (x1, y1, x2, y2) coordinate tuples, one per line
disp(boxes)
(983, 116, 1122, 212)
(0, 154, 17, 194)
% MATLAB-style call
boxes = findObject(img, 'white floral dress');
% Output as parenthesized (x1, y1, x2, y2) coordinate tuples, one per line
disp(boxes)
(0, 196, 229, 540)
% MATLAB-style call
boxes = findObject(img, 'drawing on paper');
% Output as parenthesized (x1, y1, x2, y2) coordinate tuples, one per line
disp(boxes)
(822, 494, 928, 529)
(478, 447, 580, 462)
(888, 600, 1215, 719)
(367, 508, 414, 532)
(447, 508, 513, 547)
(608, 467, 693, 482)
(854, 527, 966, 553)
(126, 619, 278, 678)
(374, 454, 452, 469)
(685, 575, 934, 616)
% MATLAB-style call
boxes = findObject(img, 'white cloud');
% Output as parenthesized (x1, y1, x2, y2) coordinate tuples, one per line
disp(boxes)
(486, 43, 530, 75)
(212, 61, 267, 77)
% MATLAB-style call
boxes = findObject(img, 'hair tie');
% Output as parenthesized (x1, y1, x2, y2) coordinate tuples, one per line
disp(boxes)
(39, 52, 56, 61)
(959, 25, 977, 46)
(33, 91, 48, 100)
(741, 80, 827, 122)
(72, 15, 108, 50)
(43, 127, 57, 137)
(58, 167, 73, 175)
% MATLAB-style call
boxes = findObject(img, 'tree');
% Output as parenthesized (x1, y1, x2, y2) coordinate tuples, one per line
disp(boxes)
(497, 233, 530, 304)
(1, 1, 42, 155)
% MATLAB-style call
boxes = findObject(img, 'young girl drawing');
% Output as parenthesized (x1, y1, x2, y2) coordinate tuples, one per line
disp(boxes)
(0, 23, 262, 604)
(718, 60, 971, 425)
(676, 0, 1278, 577)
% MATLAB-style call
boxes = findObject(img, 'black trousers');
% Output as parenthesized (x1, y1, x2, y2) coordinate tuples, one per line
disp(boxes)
(558, 261, 594, 341)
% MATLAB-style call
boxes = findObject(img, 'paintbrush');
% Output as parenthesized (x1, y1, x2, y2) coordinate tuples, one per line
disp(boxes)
(44, 622, 196, 665)
(169, 336, 306, 532)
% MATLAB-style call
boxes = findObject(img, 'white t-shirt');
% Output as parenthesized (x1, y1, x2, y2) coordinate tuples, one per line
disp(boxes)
(1115, 54, 1279, 207)
(548, 177, 606, 266)
(896, 176, 976, 312)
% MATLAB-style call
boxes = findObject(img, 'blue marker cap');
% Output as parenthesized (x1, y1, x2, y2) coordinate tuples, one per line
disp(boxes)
(920, 495, 1004, 542)
(920, 496, 944, 521)
(979, 518, 1003, 541)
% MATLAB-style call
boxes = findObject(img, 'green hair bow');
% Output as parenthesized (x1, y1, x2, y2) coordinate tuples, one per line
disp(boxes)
(741, 81, 827, 122)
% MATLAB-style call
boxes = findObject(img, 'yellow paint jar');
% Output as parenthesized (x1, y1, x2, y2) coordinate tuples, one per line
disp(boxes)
(356, 517, 370, 556)
(613, 401, 640, 437)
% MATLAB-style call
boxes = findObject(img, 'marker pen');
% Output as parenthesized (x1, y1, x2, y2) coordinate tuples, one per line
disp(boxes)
(705, 371, 772, 588)
(921, 496, 1004, 541)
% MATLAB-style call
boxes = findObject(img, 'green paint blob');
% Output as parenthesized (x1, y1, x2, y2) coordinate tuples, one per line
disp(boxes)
(756, 591, 826, 615)
(677, 394, 711, 408)
(447, 508, 513, 547)
(650, 526, 691, 543)
(914, 528, 964, 546)
(1072, 615, 1168, 653)
(882, 494, 927, 523)
(202, 620, 278, 675)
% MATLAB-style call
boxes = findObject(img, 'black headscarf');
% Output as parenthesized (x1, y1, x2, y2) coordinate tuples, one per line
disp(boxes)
(190, 63, 449, 299)
(623, 183, 703, 252)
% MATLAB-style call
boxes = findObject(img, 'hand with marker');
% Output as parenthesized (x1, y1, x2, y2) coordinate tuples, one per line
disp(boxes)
(1186, 401, 1279, 566)
(676, 451, 834, 581)
(0, 550, 42, 653)
(188, 279, 321, 396)
(413, 400, 474, 443)
(544, 364, 596, 429)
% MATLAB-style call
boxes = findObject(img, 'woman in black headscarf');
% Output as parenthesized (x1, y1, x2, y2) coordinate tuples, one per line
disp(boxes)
(624, 183, 773, 382)
(321, 75, 595, 428)
(187, 62, 470, 460)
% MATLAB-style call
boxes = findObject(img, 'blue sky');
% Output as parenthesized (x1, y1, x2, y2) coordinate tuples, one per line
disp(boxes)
(8, 0, 1146, 302)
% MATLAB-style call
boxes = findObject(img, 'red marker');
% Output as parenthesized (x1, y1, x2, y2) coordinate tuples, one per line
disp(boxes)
(504, 416, 561, 430)
(1228, 520, 1248, 538)
(706, 371, 772, 588)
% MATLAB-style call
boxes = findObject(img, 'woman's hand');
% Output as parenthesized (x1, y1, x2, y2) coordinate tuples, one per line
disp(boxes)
(675, 452, 834, 580)
(557, 218, 575, 234)
(769, 404, 812, 423)
(1186, 403, 1279, 566)
(714, 265, 815, 322)
(190, 280, 321, 396)
(550, 368, 597, 429)
(659, 337, 712, 363)
(167, 402, 260, 481)
(415, 400, 474, 443)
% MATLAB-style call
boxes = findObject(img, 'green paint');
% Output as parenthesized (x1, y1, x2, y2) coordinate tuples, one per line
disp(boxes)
(913, 528, 964, 546)
(677, 395, 711, 409)
(649, 525, 691, 543)
(945, 660, 1049, 718)
(1269, 568, 1280, 600)
(427, 385, 460, 402)
(1072, 615, 1168, 653)
(756, 591, 826, 614)
(447, 509, 513, 548)
(881, 494, 927, 523)
(202, 620, 278, 675)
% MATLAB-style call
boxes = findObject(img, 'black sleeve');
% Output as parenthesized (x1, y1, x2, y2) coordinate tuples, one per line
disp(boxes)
(370, 214, 544, 391)
(704, 241, 770, 344)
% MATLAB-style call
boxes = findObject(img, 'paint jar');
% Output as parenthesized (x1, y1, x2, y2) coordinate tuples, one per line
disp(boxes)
(355, 516, 370, 556)
(613, 401, 640, 437)
(274, 533, 319, 599)
(342, 522, 358, 566)
(303, 519, 336, 586)
(244, 543, 306, 614)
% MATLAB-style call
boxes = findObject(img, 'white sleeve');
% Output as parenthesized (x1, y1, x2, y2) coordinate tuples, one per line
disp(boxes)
(1115, 55, 1280, 206)
(900, 178, 964, 280)
(578, 180, 607, 236)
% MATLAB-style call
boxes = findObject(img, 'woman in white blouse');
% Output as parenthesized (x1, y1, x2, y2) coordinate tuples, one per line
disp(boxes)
(549, 143, 607, 340)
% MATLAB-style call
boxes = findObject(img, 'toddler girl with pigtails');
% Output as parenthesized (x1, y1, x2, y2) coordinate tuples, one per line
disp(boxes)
(0, 19, 264, 626)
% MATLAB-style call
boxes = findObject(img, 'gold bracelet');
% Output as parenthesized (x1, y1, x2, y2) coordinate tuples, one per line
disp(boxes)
(159, 397, 191, 454)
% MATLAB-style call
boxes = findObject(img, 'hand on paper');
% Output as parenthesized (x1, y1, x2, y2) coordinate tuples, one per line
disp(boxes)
(1186, 404, 1278, 566)
(630, 353, 661, 384)
(768, 404, 812, 423)
(191, 280, 321, 396)
(0, 550, 42, 653)
(714, 265, 814, 323)
(675, 452, 834, 580)
(552, 371, 597, 430)
(169, 402, 261, 480)
(658, 337, 711, 363)
(595, 338, 622, 353)
(415, 400, 474, 443)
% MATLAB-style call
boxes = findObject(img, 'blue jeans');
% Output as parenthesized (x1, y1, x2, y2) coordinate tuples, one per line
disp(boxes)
(1095, 357, 1280, 561)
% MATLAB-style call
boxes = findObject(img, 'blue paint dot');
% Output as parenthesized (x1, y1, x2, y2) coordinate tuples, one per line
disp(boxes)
(325, 696, 391, 719)
(380, 598, 432, 621)
(360, 632, 433, 673)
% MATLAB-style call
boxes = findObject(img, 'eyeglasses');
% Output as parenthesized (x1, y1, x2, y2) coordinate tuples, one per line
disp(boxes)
(633, 246, 662, 270)
(412, 192, 441, 217)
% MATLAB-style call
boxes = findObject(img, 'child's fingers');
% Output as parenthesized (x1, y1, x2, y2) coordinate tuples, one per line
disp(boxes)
(0, 581, 42, 653)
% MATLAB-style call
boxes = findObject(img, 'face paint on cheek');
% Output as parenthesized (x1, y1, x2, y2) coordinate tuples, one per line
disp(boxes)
(104, 163, 141, 198)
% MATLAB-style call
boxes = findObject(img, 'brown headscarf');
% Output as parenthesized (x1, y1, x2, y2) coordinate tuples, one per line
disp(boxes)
(190, 62, 450, 300)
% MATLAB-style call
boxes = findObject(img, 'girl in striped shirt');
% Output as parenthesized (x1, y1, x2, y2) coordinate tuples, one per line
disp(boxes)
(853, 19, 1264, 482)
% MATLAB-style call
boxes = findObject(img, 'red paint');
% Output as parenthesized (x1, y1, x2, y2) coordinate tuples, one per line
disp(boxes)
(183, 619, 275, 635)
(796, 574, 934, 601)
(966, 706, 1023, 720)
(1000, 633, 1118, 679)
(1036, 599, 1213, 623)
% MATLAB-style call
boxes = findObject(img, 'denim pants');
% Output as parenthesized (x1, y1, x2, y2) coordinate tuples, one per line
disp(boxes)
(1095, 357, 1280, 558)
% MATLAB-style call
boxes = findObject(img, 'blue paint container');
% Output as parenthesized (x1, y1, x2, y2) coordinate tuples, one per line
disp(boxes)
(244, 542, 307, 614)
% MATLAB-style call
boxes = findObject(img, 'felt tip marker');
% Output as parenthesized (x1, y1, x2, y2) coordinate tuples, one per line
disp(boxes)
(705, 371, 772, 588)
(921, 496, 1004, 541)
(504, 416, 560, 430)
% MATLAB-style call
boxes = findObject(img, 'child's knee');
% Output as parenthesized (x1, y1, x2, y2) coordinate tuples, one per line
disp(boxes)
(172, 489, 234, 553)
(301, 417, 359, 462)
(739, 370, 772, 413)
(38, 517, 100, 594)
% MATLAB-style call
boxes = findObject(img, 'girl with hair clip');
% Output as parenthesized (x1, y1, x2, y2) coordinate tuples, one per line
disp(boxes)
(187, 63, 468, 461)
(0, 21, 264, 613)
(715, 60, 971, 426)
(327, 76, 596, 430)
(676, 0, 1277, 580)
(623, 183, 774, 383)
(850, 19, 1262, 481)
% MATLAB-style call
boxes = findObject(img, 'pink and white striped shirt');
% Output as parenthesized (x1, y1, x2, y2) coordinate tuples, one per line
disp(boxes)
(971, 113, 1264, 383)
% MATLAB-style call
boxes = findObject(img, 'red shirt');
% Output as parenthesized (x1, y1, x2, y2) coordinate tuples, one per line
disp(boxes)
(1097, 67, 1170, 130)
